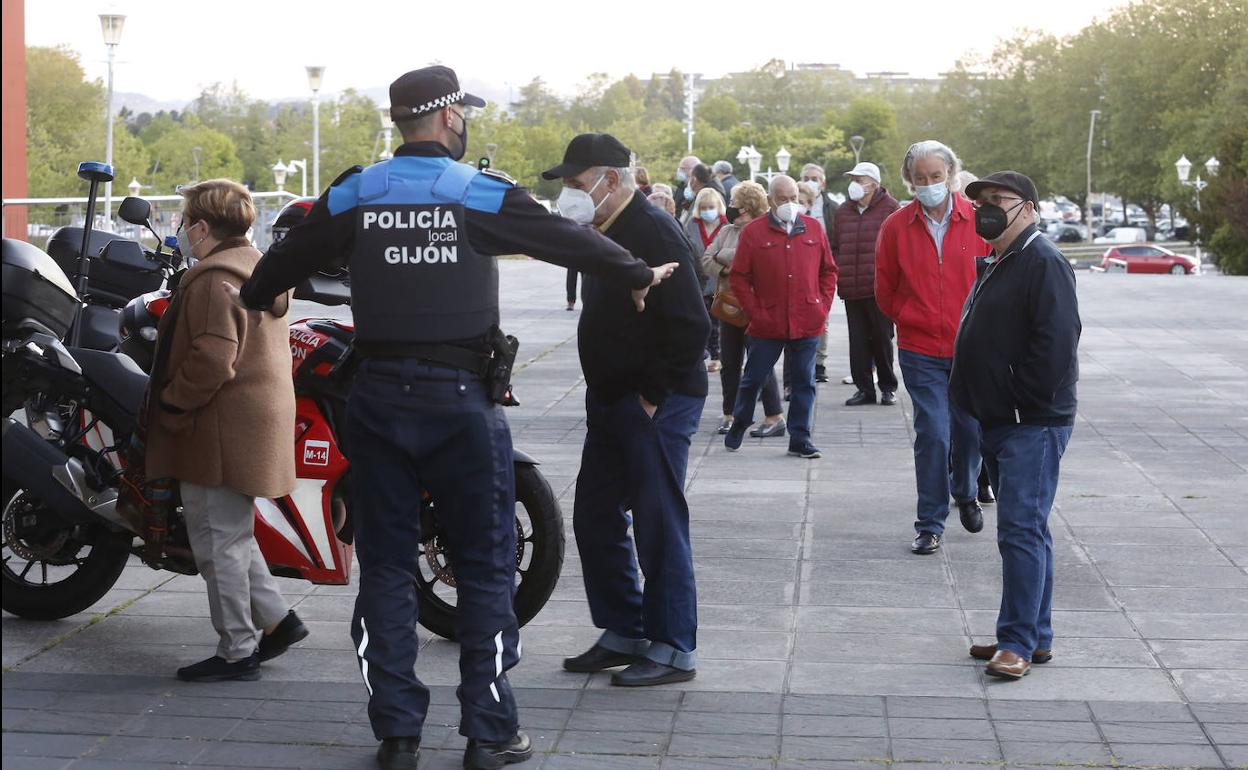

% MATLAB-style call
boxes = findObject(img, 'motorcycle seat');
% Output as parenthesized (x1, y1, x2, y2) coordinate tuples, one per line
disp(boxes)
(68, 348, 148, 417)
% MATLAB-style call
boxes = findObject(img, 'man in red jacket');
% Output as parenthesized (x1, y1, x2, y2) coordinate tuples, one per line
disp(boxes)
(725, 175, 838, 459)
(831, 161, 900, 406)
(875, 141, 992, 555)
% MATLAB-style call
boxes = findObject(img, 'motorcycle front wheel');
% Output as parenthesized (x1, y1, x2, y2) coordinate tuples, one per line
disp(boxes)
(1, 476, 133, 621)
(415, 462, 565, 641)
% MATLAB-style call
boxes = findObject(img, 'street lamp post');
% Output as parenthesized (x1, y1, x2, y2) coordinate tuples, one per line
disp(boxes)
(306, 66, 326, 194)
(271, 161, 289, 192)
(485, 143, 498, 166)
(284, 159, 308, 197)
(1175, 154, 1220, 262)
(1086, 109, 1101, 234)
(849, 135, 865, 165)
(127, 177, 141, 197)
(99, 12, 126, 230)
(745, 146, 792, 186)
(379, 108, 394, 161)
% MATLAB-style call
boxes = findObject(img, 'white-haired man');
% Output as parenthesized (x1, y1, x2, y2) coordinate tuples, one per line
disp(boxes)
(875, 140, 992, 555)
(546, 134, 711, 688)
(674, 155, 701, 219)
(712, 160, 739, 201)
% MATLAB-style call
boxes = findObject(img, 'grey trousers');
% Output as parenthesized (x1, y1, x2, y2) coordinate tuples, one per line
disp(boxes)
(181, 481, 289, 661)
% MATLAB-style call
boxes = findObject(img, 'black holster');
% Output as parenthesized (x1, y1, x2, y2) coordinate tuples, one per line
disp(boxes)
(486, 326, 520, 406)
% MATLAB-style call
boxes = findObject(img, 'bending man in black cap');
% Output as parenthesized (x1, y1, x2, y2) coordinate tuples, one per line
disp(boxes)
(545, 134, 711, 687)
(952, 171, 1080, 682)
(235, 67, 676, 770)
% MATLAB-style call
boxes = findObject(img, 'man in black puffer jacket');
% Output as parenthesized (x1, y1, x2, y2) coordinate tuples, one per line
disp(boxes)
(951, 171, 1080, 683)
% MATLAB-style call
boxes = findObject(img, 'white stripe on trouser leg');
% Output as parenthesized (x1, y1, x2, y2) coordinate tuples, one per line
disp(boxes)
(357, 618, 374, 696)
(489, 631, 503, 703)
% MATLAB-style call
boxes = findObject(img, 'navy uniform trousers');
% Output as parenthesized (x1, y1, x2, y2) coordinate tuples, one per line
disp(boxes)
(347, 358, 521, 742)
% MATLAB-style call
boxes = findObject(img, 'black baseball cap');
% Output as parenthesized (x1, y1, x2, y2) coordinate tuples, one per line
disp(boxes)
(542, 133, 632, 180)
(389, 65, 485, 122)
(964, 171, 1039, 208)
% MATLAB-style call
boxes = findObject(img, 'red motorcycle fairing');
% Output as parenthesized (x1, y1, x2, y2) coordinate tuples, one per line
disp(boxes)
(255, 395, 353, 584)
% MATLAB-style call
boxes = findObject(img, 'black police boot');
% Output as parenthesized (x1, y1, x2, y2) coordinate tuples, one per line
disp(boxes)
(377, 737, 420, 770)
(258, 610, 309, 662)
(610, 659, 697, 687)
(464, 731, 532, 769)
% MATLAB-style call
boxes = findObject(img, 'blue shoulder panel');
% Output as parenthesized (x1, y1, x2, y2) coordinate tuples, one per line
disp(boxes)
(357, 161, 391, 202)
(430, 162, 476, 203)
(326, 172, 362, 216)
(465, 173, 509, 214)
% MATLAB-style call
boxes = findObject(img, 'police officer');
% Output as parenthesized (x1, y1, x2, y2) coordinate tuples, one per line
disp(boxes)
(233, 66, 676, 770)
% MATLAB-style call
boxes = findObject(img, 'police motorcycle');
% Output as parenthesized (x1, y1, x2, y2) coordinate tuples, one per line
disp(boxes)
(2, 162, 565, 641)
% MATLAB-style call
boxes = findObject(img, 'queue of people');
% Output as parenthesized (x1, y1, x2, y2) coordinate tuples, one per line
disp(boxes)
(138, 62, 1080, 770)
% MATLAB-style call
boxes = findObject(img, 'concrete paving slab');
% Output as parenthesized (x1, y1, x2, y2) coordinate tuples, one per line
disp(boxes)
(4, 263, 1245, 766)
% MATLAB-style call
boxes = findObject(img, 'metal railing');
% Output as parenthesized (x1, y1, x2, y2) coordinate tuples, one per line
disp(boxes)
(3, 191, 299, 252)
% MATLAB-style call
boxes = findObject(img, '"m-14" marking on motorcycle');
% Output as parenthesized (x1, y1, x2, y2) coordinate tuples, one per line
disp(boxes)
(303, 440, 330, 466)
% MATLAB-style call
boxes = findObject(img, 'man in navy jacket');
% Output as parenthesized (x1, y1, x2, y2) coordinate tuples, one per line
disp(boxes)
(951, 171, 1080, 681)
(545, 134, 710, 688)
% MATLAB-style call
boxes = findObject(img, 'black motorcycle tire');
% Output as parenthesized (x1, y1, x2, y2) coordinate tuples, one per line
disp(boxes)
(1, 476, 133, 621)
(416, 462, 565, 641)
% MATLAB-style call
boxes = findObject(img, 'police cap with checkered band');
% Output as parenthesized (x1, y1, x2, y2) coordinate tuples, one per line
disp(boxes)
(388, 65, 485, 123)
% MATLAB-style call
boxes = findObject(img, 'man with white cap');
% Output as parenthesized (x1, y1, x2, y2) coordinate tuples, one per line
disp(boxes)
(832, 161, 900, 406)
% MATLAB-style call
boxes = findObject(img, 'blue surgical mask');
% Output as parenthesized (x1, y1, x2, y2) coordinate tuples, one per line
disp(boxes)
(683, 186, 694, 202)
(699, 209, 720, 224)
(676, 169, 688, 183)
(915, 182, 949, 209)
(177, 221, 200, 259)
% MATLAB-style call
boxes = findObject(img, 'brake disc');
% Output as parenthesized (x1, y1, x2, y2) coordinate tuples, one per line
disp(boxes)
(2, 492, 71, 563)
(423, 536, 457, 588)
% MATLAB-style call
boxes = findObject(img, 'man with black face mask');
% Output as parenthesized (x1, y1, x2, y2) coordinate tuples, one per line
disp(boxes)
(238, 67, 676, 770)
(951, 171, 1081, 683)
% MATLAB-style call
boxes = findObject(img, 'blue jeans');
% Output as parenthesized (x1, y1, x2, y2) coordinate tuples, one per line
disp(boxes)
(981, 424, 1073, 659)
(573, 389, 704, 670)
(898, 349, 981, 535)
(734, 336, 819, 446)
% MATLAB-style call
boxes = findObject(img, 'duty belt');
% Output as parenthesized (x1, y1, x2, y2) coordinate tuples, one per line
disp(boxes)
(354, 341, 491, 377)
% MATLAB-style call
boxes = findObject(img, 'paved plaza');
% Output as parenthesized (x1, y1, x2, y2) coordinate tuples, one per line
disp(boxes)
(4, 260, 1247, 769)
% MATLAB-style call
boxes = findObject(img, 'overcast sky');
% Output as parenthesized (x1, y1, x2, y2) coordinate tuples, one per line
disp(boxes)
(30, 0, 1127, 105)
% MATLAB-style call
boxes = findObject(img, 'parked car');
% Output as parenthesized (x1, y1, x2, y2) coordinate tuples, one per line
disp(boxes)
(1045, 222, 1087, 243)
(1094, 226, 1150, 244)
(1100, 244, 1199, 274)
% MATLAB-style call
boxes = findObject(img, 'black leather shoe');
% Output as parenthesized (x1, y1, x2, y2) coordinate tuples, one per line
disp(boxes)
(958, 500, 984, 533)
(258, 610, 309, 662)
(563, 644, 640, 673)
(377, 737, 420, 770)
(610, 659, 696, 687)
(978, 480, 996, 505)
(880, 391, 897, 406)
(464, 731, 532, 769)
(845, 390, 877, 406)
(176, 653, 260, 682)
(911, 532, 941, 555)
(815, 365, 829, 383)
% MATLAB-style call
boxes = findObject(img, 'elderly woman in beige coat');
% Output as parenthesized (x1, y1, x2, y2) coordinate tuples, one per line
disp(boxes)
(146, 179, 307, 682)
(701, 181, 785, 436)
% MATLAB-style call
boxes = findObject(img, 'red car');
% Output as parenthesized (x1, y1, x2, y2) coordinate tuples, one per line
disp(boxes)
(1100, 244, 1200, 274)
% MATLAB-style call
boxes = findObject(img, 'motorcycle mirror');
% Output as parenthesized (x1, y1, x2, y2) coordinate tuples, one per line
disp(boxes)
(118, 196, 153, 227)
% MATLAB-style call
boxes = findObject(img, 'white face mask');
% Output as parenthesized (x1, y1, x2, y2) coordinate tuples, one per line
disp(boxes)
(776, 202, 801, 223)
(848, 181, 866, 202)
(177, 221, 201, 259)
(557, 173, 607, 225)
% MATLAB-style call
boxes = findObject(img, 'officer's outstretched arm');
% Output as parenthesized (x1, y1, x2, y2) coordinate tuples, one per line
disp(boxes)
(240, 167, 361, 310)
(468, 188, 659, 290)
